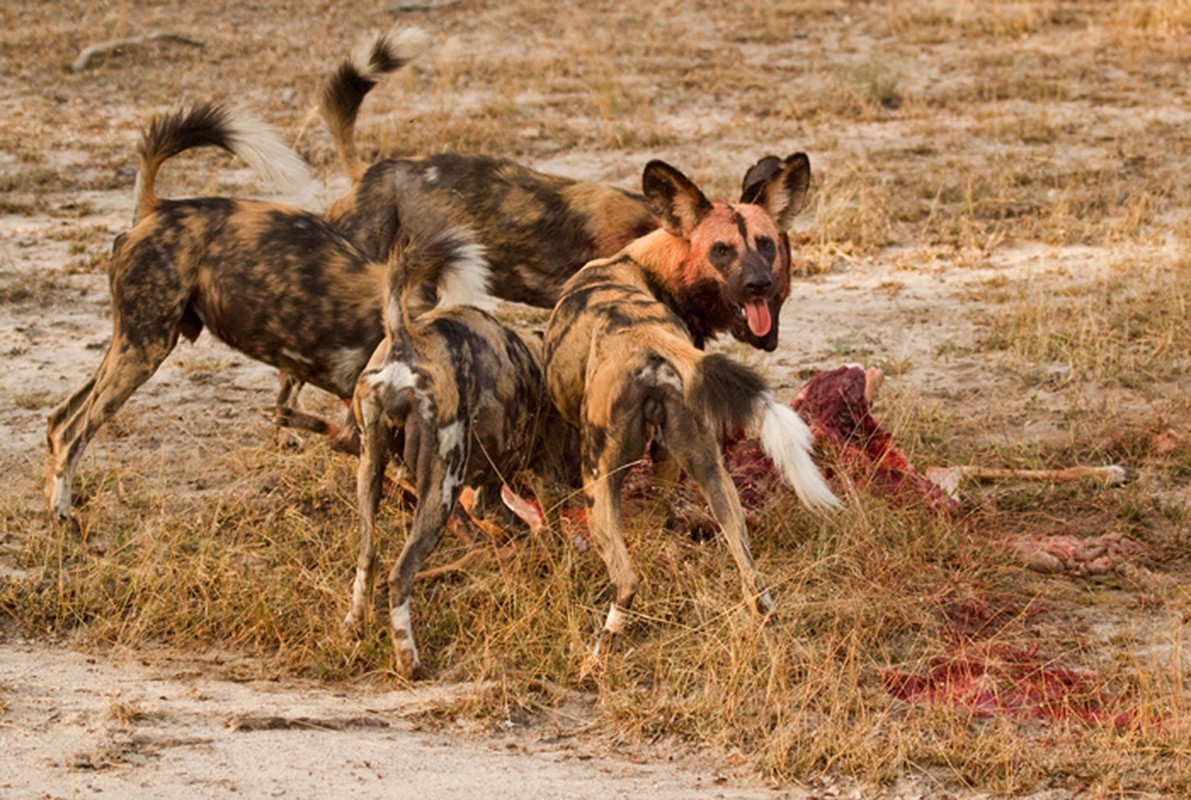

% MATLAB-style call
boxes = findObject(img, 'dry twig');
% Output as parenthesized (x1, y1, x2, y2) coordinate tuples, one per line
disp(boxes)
(70, 32, 204, 72)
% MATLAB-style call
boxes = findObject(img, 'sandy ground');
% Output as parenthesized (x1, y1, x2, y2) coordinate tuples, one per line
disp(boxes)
(0, 638, 796, 799)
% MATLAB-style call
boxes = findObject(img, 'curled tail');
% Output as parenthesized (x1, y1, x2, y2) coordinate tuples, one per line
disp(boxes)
(321, 26, 432, 180)
(383, 205, 488, 342)
(134, 102, 314, 223)
(690, 353, 841, 512)
(376, 206, 486, 422)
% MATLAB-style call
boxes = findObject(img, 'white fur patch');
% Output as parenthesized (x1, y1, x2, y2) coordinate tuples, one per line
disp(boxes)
(345, 567, 370, 628)
(385, 292, 404, 335)
(437, 420, 464, 458)
(379, 26, 432, 67)
(422, 166, 439, 184)
(436, 421, 466, 501)
(1100, 465, 1131, 485)
(50, 474, 70, 521)
(368, 361, 416, 392)
(436, 241, 493, 310)
(390, 599, 419, 662)
(758, 397, 841, 512)
(604, 603, 628, 634)
(328, 347, 371, 396)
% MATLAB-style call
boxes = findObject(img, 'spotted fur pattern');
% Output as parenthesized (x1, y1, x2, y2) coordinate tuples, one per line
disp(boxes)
(47, 103, 418, 519)
(344, 209, 566, 678)
(544, 160, 839, 636)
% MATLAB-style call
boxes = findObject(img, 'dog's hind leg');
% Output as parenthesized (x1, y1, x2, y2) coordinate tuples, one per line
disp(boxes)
(344, 382, 393, 632)
(45, 329, 178, 520)
(273, 373, 333, 435)
(276, 373, 303, 416)
(580, 366, 655, 639)
(386, 419, 468, 678)
(663, 409, 772, 616)
(273, 373, 362, 455)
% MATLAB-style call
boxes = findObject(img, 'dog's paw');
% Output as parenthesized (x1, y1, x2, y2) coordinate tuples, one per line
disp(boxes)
(750, 590, 775, 621)
(46, 473, 72, 523)
(342, 610, 365, 635)
(579, 631, 617, 681)
(393, 646, 423, 681)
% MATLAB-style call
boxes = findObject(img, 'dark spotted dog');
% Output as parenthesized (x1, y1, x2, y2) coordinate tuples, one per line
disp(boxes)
(344, 208, 563, 678)
(544, 160, 841, 641)
(317, 27, 795, 350)
(44, 103, 485, 519)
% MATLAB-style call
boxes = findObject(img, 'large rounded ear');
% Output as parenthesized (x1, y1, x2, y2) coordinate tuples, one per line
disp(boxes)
(642, 160, 713, 238)
(742, 152, 811, 230)
(739, 155, 783, 204)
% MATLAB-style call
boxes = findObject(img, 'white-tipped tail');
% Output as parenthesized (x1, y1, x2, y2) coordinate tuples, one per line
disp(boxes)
(435, 240, 492, 309)
(366, 26, 432, 71)
(223, 110, 317, 199)
(758, 398, 841, 511)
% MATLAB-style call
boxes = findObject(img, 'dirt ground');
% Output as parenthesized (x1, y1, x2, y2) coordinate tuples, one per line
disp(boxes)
(1, 1, 1189, 797)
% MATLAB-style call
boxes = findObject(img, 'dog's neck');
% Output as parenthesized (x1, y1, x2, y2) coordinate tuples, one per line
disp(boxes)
(621, 229, 731, 348)
(621, 229, 689, 287)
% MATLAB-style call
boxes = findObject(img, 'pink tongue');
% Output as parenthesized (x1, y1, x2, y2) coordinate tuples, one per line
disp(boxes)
(745, 300, 771, 337)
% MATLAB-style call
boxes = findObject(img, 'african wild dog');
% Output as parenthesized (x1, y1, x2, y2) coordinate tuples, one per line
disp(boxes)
(344, 206, 564, 679)
(43, 103, 485, 520)
(544, 159, 841, 643)
(271, 27, 800, 433)
(317, 26, 795, 350)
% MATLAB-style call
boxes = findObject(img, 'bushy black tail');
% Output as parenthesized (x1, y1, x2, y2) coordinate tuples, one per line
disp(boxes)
(321, 27, 431, 179)
(134, 102, 313, 222)
(687, 352, 768, 433)
(690, 353, 841, 512)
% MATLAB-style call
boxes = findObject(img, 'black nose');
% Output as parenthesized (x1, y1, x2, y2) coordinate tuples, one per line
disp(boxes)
(745, 273, 772, 295)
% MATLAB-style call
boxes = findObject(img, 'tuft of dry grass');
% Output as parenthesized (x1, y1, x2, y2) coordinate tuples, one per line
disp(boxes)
(983, 252, 1191, 384)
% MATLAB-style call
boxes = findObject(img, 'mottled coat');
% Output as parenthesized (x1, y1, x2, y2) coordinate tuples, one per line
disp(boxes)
(317, 26, 795, 352)
(44, 103, 476, 519)
(544, 160, 840, 640)
(345, 210, 565, 678)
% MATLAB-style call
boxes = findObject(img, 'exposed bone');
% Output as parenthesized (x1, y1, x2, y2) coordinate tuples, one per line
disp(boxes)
(500, 484, 544, 533)
(926, 464, 1136, 490)
(71, 32, 205, 72)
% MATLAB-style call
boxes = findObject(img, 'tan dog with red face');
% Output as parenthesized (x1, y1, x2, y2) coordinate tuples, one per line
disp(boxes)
(544, 159, 841, 643)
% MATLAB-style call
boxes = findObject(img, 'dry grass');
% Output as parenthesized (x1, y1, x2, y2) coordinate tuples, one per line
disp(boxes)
(3, 365, 1189, 795)
(3, 0, 1191, 795)
(985, 253, 1191, 385)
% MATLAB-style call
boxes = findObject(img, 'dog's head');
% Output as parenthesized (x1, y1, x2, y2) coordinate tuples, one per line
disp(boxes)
(642, 154, 810, 352)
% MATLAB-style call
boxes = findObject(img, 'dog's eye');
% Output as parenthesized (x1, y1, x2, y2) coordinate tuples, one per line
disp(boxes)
(709, 242, 735, 264)
(756, 236, 776, 262)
